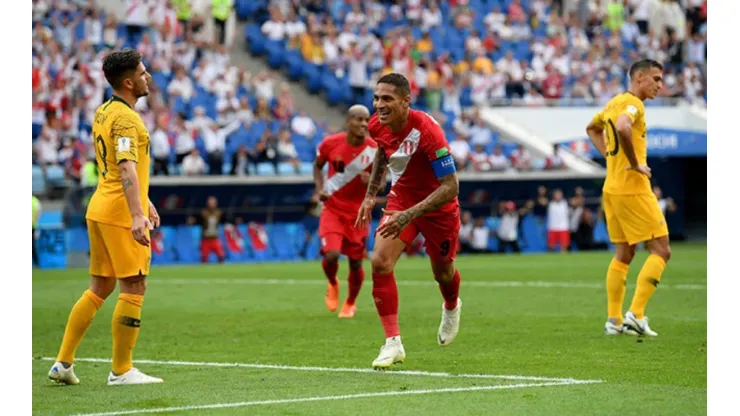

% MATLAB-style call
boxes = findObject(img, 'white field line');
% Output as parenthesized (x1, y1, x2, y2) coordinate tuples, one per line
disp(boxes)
(70, 380, 598, 416)
(43, 277, 707, 291)
(39, 357, 602, 384)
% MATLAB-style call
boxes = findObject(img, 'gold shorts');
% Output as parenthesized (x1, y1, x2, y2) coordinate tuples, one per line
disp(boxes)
(87, 219, 151, 278)
(602, 193, 669, 246)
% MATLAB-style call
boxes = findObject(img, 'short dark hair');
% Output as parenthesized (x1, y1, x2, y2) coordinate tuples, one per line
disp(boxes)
(629, 59, 663, 78)
(377, 73, 411, 97)
(103, 49, 142, 89)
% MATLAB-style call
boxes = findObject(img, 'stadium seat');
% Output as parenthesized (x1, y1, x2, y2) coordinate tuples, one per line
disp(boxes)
(32, 165, 46, 195)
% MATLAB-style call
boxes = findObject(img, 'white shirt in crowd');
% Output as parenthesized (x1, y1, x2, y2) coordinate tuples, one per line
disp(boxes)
(471, 225, 490, 250)
(497, 213, 519, 242)
(150, 129, 171, 160)
(547, 200, 570, 232)
(261, 20, 286, 41)
(182, 153, 206, 175)
(449, 139, 471, 161)
(291, 115, 316, 137)
(199, 120, 241, 154)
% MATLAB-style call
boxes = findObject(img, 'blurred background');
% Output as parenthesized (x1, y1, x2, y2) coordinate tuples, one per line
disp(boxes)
(31, 0, 707, 269)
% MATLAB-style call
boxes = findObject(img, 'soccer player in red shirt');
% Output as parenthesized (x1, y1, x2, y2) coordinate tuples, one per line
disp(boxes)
(355, 73, 462, 369)
(314, 105, 378, 318)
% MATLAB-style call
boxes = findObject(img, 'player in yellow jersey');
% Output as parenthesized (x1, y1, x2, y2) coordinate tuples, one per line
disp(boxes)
(48, 50, 163, 385)
(586, 59, 671, 337)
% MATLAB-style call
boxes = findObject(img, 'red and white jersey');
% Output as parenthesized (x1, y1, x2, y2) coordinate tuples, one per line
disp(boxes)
(368, 109, 459, 216)
(316, 132, 378, 219)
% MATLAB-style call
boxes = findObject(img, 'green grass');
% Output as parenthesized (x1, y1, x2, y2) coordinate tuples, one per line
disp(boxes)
(32, 243, 707, 415)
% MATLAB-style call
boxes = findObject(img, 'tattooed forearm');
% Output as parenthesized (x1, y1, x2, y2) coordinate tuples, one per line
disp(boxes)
(365, 149, 388, 198)
(405, 173, 459, 220)
(122, 177, 133, 190)
(119, 160, 145, 217)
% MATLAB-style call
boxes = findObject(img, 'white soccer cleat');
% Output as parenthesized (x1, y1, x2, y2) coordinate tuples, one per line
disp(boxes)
(372, 336, 406, 369)
(48, 362, 80, 385)
(107, 367, 163, 385)
(604, 320, 623, 335)
(437, 298, 462, 346)
(624, 311, 658, 337)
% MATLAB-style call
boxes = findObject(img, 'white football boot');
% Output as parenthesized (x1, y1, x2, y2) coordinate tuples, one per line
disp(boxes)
(48, 362, 80, 385)
(604, 320, 623, 336)
(437, 298, 462, 346)
(623, 311, 658, 337)
(107, 367, 163, 385)
(372, 336, 406, 370)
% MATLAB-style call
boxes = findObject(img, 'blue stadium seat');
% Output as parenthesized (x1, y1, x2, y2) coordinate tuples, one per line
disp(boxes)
(32, 165, 46, 195)
(256, 162, 277, 175)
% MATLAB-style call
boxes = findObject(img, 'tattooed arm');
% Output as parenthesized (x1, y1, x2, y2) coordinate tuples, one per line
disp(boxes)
(376, 172, 459, 239)
(364, 147, 388, 198)
(354, 148, 388, 228)
(403, 173, 459, 222)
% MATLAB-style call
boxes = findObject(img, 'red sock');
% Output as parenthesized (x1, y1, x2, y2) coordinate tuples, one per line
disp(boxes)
(439, 269, 461, 311)
(322, 258, 338, 286)
(372, 272, 399, 337)
(347, 267, 364, 304)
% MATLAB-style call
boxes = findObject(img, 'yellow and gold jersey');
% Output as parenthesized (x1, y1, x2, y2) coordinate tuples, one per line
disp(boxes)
(86, 96, 150, 228)
(591, 92, 650, 195)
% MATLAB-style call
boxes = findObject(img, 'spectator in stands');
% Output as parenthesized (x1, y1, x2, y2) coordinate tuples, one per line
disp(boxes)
(469, 116, 493, 148)
(545, 144, 567, 170)
(470, 217, 492, 254)
(151, 114, 171, 176)
(449, 135, 471, 171)
(254, 97, 272, 121)
(230, 144, 251, 176)
(422, 2, 443, 32)
(277, 129, 300, 174)
(458, 210, 474, 254)
(511, 144, 533, 171)
(488, 145, 510, 172)
(173, 112, 195, 164)
(572, 207, 609, 251)
(253, 129, 280, 174)
(291, 110, 316, 138)
(200, 196, 225, 263)
(469, 144, 491, 172)
(547, 189, 571, 253)
(182, 148, 206, 176)
(653, 186, 678, 217)
(235, 97, 254, 127)
(199, 119, 241, 175)
(497, 201, 522, 254)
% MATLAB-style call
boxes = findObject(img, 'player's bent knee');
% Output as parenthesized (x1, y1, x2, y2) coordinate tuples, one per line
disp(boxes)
(89, 275, 117, 300)
(348, 258, 363, 270)
(119, 274, 147, 295)
(371, 252, 394, 274)
(649, 240, 671, 263)
(431, 262, 456, 283)
(324, 251, 341, 264)
(614, 243, 635, 264)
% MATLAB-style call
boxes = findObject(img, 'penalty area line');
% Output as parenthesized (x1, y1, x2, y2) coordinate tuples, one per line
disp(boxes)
(38, 357, 603, 384)
(70, 380, 602, 416)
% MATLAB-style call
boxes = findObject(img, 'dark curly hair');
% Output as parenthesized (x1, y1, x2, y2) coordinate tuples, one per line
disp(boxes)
(102, 49, 142, 90)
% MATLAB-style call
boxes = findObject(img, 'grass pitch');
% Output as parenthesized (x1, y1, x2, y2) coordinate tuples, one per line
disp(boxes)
(32, 243, 706, 415)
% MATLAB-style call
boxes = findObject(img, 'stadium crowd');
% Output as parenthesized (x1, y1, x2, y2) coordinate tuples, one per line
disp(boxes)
(31, 0, 707, 187)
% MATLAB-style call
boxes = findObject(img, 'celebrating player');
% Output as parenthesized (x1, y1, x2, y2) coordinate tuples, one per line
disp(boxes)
(355, 73, 462, 369)
(48, 50, 163, 385)
(586, 59, 671, 337)
(314, 105, 378, 318)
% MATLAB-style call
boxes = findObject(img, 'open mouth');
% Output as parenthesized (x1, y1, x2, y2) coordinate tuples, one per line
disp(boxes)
(378, 109, 391, 121)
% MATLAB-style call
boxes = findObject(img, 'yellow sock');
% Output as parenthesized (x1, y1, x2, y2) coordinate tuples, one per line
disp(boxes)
(111, 293, 144, 375)
(606, 259, 629, 325)
(56, 290, 104, 364)
(630, 254, 666, 319)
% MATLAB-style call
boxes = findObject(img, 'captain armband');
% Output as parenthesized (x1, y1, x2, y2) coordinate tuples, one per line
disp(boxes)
(431, 155, 456, 178)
